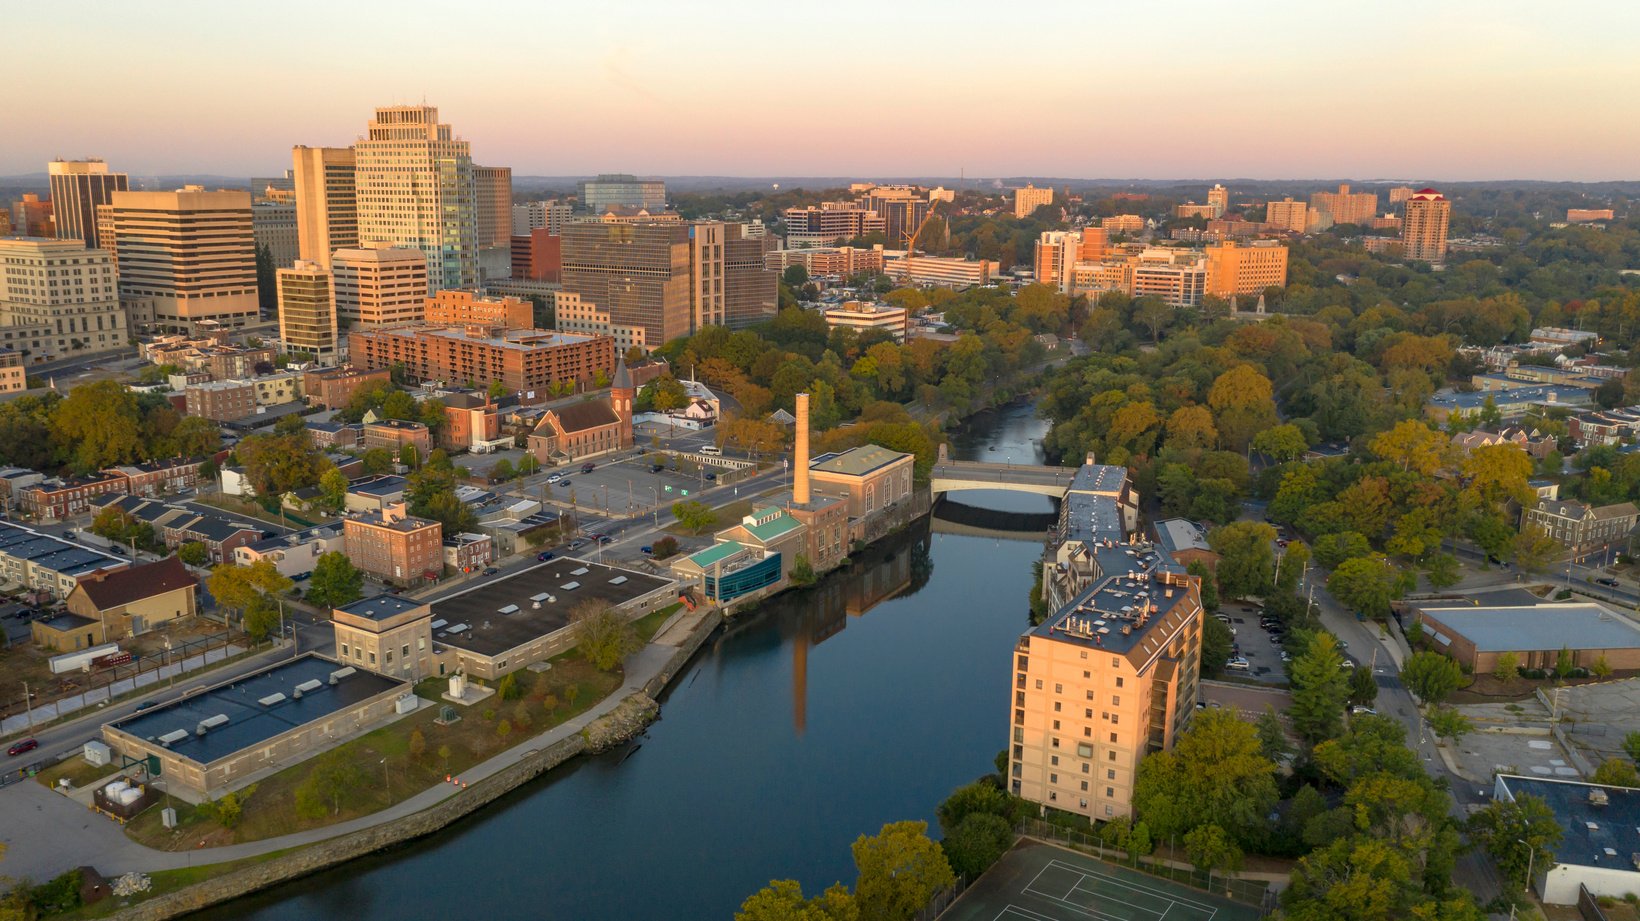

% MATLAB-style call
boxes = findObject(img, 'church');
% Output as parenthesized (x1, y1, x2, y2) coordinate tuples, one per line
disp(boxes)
(526, 358, 635, 463)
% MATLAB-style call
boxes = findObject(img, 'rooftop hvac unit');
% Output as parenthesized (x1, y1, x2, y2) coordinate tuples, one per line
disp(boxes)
(196, 713, 230, 735)
(328, 666, 357, 684)
(157, 729, 189, 746)
(1591, 787, 1611, 806)
(561, 582, 580, 591)
(258, 692, 286, 707)
(497, 604, 519, 615)
(430, 619, 448, 631)
(292, 679, 323, 698)
(609, 576, 628, 585)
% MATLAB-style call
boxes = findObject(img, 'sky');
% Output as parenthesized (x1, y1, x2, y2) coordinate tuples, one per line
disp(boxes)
(7, 0, 1639, 181)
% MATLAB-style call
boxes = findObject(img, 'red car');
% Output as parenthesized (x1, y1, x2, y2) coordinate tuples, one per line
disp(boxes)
(8, 738, 38, 757)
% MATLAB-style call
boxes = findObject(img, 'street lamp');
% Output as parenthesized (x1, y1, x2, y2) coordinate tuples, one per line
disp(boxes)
(380, 757, 391, 802)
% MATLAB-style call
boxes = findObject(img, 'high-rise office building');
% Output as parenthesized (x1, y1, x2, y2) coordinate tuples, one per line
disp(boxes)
(1034, 231, 1080, 292)
(332, 247, 428, 327)
(0, 237, 126, 359)
(690, 223, 779, 330)
(252, 201, 299, 270)
(1402, 189, 1451, 263)
(1264, 197, 1309, 233)
(474, 166, 512, 249)
(1309, 183, 1378, 227)
(9, 195, 54, 238)
(560, 221, 693, 346)
(782, 204, 886, 248)
(1204, 240, 1289, 298)
(577, 174, 666, 214)
(353, 105, 477, 293)
(109, 187, 258, 332)
(857, 186, 931, 249)
(276, 260, 339, 360)
(249, 170, 296, 204)
(1207, 183, 1230, 219)
(292, 146, 358, 268)
(512, 200, 572, 237)
(1014, 185, 1054, 219)
(48, 160, 128, 249)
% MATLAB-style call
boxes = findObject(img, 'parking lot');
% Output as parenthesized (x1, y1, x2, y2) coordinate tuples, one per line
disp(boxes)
(527, 449, 765, 520)
(1217, 601, 1290, 684)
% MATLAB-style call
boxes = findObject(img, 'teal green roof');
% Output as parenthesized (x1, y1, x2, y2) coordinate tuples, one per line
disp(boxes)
(743, 512, 803, 543)
(688, 541, 746, 569)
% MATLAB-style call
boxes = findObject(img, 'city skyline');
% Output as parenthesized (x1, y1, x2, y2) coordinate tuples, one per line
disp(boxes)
(8, 0, 1639, 181)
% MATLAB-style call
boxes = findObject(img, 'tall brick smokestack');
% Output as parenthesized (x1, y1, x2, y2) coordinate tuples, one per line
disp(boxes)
(794, 392, 811, 505)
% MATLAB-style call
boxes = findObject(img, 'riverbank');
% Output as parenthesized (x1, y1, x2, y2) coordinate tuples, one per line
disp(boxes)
(53, 605, 724, 921)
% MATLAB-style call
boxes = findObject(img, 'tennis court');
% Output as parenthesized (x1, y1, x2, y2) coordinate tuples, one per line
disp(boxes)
(942, 841, 1262, 921)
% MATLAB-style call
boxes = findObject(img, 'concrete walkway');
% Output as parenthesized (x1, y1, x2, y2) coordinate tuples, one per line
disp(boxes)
(0, 611, 710, 883)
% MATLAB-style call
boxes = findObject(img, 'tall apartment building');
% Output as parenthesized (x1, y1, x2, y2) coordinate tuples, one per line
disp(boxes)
(1402, 189, 1451, 263)
(424, 290, 532, 328)
(1034, 231, 1080, 291)
(1207, 184, 1229, 218)
(109, 187, 259, 332)
(1102, 215, 1145, 234)
(512, 200, 572, 237)
(474, 166, 512, 248)
(0, 237, 126, 359)
(353, 105, 477, 292)
(578, 174, 666, 214)
(763, 245, 883, 280)
(48, 160, 127, 249)
(511, 229, 561, 282)
(550, 291, 650, 352)
(1204, 240, 1289, 298)
(1014, 185, 1054, 219)
(331, 247, 427, 327)
(690, 222, 778, 330)
(9, 195, 53, 238)
(1264, 197, 1309, 233)
(344, 502, 442, 586)
(1388, 186, 1416, 206)
(348, 324, 613, 394)
(276, 261, 339, 360)
(858, 187, 930, 248)
(782, 204, 886, 248)
(1309, 183, 1378, 227)
(1010, 565, 1202, 821)
(291, 146, 358, 268)
(252, 201, 299, 269)
(0, 350, 24, 393)
(560, 221, 693, 346)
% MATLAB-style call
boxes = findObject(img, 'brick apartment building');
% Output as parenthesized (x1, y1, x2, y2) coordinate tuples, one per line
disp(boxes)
(348, 324, 613, 396)
(424, 290, 533, 328)
(363, 419, 432, 458)
(303, 366, 391, 410)
(19, 475, 128, 522)
(106, 458, 206, 498)
(344, 502, 443, 586)
(185, 380, 257, 422)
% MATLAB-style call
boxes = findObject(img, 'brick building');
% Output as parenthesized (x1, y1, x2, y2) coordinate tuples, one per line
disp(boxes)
(185, 380, 257, 422)
(343, 502, 443, 586)
(423, 290, 533, 329)
(348, 324, 613, 396)
(362, 419, 432, 459)
(302, 366, 390, 410)
(20, 475, 127, 522)
(106, 458, 206, 498)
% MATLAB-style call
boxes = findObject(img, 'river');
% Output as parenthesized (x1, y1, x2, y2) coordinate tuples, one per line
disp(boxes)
(201, 400, 1054, 921)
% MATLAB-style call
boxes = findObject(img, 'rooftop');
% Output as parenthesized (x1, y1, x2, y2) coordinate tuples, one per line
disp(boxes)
(411, 325, 599, 352)
(348, 475, 408, 497)
(1153, 518, 1211, 556)
(1061, 493, 1127, 546)
(431, 558, 672, 657)
(107, 654, 405, 766)
(37, 612, 98, 633)
(687, 541, 747, 569)
(336, 593, 426, 622)
(1033, 566, 1196, 658)
(1420, 602, 1640, 652)
(1427, 386, 1592, 412)
(1497, 775, 1640, 870)
(75, 556, 196, 610)
(809, 444, 910, 477)
(1068, 462, 1128, 496)
(740, 510, 804, 543)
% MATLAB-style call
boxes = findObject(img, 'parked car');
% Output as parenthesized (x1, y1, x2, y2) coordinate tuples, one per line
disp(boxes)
(7, 738, 38, 757)
(135, 700, 159, 712)
(1225, 657, 1250, 671)
(569, 539, 586, 550)
(482, 567, 500, 576)
(581, 462, 596, 473)
(1213, 613, 1232, 623)
(640, 545, 653, 555)
(547, 473, 562, 484)
(537, 552, 556, 562)
(1595, 577, 1621, 587)
(704, 472, 717, 482)
(1350, 706, 1376, 715)
(651, 464, 665, 473)
(557, 478, 571, 488)
(596, 535, 612, 545)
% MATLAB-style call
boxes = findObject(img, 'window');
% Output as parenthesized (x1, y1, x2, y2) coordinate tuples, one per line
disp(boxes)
(1054, 702, 1061, 713)
(1054, 683, 1062, 694)
(1112, 658, 1119, 668)
(402, 644, 410, 658)
(1115, 677, 1124, 688)
(1049, 792, 1057, 802)
(341, 643, 350, 657)
(1080, 781, 1088, 791)
(1112, 696, 1120, 706)
(1035, 679, 1043, 690)
(1052, 738, 1060, 749)
(1085, 708, 1093, 718)
(1108, 751, 1116, 761)
(1109, 733, 1118, 744)
(1106, 787, 1114, 797)
(1107, 769, 1116, 780)
(1049, 773, 1058, 784)
(1052, 720, 1060, 730)
(369, 652, 377, 665)
(1051, 755, 1059, 766)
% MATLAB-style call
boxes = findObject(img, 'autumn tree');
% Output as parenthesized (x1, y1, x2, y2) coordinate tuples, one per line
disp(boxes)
(1208, 521, 1277, 599)
(51, 380, 144, 472)
(1132, 709, 1279, 847)
(1327, 555, 1405, 620)
(851, 821, 955, 921)
(571, 600, 640, 671)
(306, 551, 363, 610)
(1370, 419, 1449, 475)
(1401, 651, 1464, 706)
(1206, 365, 1278, 451)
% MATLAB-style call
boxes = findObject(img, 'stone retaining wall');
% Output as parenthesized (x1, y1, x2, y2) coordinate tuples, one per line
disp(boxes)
(99, 609, 725, 921)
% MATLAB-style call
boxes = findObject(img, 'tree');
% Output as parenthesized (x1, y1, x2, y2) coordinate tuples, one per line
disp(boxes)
(1592, 757, 1640, 788)
(1201, 617, 1233, 678)
(306, 551, 364, 610)
(171, 415, 223, 458)
(209, 559, 292, 640)
(361, 447, 395, 476)
(1289, 632, 1350, 745)
(1421, 552, 1461, 589)
(736, 880, 857, 921)
(1492, 651, 1520, 683)
(571, 600, 640, 671)
(1370, 419, 1449, 476)
(1208, 521, 1277, 599)
(408, 728, 427, 762)
(399, 442, 420, 469)
(1511, 525, 1561, 574)
(851, 821, 955, 921)
(941, 812, 1014, 879)
(1183, 823, 1242, 893)
(1313, 532, 1372, 569)
(1468, 793, 1561, 896)
(202, 783, 257, 830)
(651, 536, 680, 560)
(1427, 707, 1473, 744)
(490, 458, 515, 482)
(671, 499, 717, 535)
(294, 749, 364, 819)
(1348, 665, 1379, 707)
(790, 554, 816, 586)
(1402, 651, 1464, 706)
(936, 781, 1017, 835)
(488, 379, 508, 400)
(319, 467, 349, 511)
(178, 541, 208, 566)
(1251, 423, 1309, 462)
(1326, 555, 1404, 620)
(1132, 709, 1279, 847)
(1256, 706, 1292, 764)
(51, 380, 144, 472)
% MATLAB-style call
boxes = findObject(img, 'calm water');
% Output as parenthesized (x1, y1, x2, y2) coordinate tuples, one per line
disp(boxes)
(201, 401, 1053, 921)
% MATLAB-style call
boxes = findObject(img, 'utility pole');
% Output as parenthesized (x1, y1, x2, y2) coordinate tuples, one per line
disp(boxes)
(22, 681, 32, 730)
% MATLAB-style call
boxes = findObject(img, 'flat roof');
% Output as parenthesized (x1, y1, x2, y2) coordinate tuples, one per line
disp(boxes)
(1061, 492, 1125, 545)
(108, 655, 404, 766)
(1421, 603, 1640, 652)
(431, 558, 673, 657)
(337, 593, 425, 622)
(809, 444, 909, 477)
(1033, 562, 1193, 657)
(1068, 462, 1127, 495)
(1498, 775, 1640, 870)
(38, 612, 97, 632)
(1154, 518, 1210, 555)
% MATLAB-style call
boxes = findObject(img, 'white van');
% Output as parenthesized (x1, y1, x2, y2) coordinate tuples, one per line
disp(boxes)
(698, 445, 722, 456)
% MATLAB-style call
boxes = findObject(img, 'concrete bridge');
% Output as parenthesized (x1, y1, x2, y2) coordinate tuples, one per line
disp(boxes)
(929, 460, 1077, 499)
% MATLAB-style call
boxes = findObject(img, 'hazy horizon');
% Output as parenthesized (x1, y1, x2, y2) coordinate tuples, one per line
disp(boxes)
(9, 0, 1639, 181)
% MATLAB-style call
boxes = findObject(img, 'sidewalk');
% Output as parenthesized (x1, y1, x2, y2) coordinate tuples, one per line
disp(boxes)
(2, 644, 248, 737)
(0, 615, 703, 883)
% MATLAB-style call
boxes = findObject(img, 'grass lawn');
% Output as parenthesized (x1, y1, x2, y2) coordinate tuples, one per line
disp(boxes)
(35, 757, 120, 790)
(191, 493, 324, 531)
(665, 498, 753, 536)
(49, 849, 296, 920)
(123, 654, 621, 851)
(633, 603, 683, 644)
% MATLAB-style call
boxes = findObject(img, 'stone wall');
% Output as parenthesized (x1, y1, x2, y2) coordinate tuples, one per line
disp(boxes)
(643, 609, 723, 700)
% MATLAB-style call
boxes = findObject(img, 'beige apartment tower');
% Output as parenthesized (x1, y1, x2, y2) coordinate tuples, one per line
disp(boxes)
(353, 105, 477, 292)
(1206, 184, 1229, 219)
(48, 159, 128, 249)
(331, 247, 428, 327)
(1265, 197, 1309, 234)
(690, 222, 778, 330)
(474, 166, 513, 248)
(1014, 185, 1054, 219)
(0, 237, 127, 359)
(1204, 240, 1289, 298)
(1011, 568, 1203, 821)
(109, 187, 259, 333)
(1309, 183, 1377, 227)
(277, 260, 340, 361)
(292, 146, 358, 268)
(1402, 189, 1451, 263)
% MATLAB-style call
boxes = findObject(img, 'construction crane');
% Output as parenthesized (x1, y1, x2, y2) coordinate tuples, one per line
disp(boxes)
(899, 197, 941, 289)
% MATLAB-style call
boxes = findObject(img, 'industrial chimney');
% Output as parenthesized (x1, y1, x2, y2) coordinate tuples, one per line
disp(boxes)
(794, 392, 811, 505)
